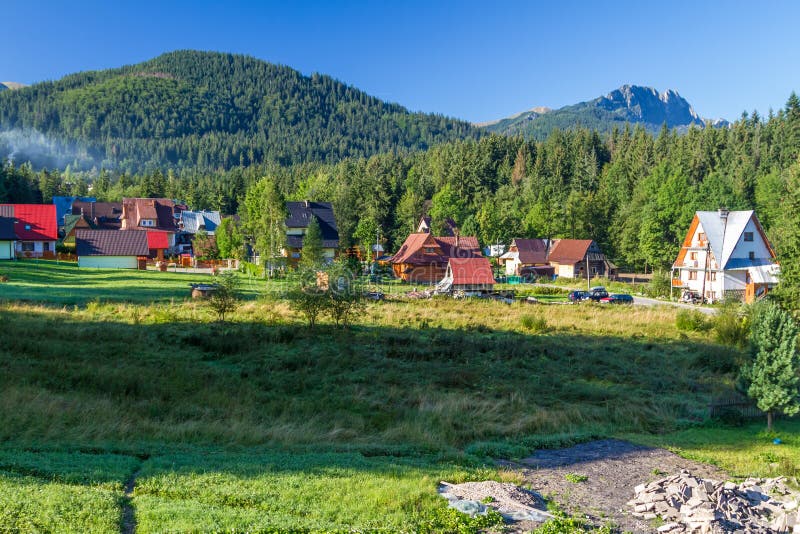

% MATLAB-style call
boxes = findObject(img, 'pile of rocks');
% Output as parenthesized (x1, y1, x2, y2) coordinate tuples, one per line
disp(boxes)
(438, 480, 552, 522)
(627, 470, 800, 533)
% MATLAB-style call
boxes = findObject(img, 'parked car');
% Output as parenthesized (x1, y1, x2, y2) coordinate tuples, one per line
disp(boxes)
(587, 286, 609, 301)
(680, 289, 702, 304)
(568, 290, 590, 302)
(599, 293, 634, 305)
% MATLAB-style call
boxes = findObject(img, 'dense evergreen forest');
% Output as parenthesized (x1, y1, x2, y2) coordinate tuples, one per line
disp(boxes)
(0, 51, 479, 171)
(3, 92, 799, 277)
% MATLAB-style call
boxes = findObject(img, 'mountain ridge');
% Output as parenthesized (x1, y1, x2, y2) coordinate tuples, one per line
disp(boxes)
(0, 50, 479, 171)
(484, 84, 725, 139)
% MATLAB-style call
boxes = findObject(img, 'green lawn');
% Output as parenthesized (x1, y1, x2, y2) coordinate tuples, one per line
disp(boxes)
(0, 262, 794, 531)
(0, 260, 262, 304)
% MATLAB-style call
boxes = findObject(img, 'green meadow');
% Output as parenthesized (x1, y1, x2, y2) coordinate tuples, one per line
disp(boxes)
(0, 261, 796, 532)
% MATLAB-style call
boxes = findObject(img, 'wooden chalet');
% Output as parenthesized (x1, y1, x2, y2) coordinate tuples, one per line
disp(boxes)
(390, 233, 481, 284)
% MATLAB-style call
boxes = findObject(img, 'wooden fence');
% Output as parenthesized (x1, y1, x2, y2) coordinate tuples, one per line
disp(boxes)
(709, 393, 763, 419)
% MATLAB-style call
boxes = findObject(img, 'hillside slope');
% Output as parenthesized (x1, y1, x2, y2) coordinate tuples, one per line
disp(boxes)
(486, 85, 709, 139)
(0, 50, 479, 170)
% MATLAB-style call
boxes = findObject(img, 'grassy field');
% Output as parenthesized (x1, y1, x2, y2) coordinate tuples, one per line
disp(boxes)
(0, 261, 794, 532)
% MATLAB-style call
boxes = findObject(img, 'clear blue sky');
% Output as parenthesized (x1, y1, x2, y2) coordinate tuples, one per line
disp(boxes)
(4, 0, 799, 123)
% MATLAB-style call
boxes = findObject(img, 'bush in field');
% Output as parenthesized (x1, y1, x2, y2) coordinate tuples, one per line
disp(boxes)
(287, 267, 328, 328)
(325, 264, 365, 328)
(713, 302, 751, 348)
(207, 271, 240, 322)
(645, 270, 672, 298)
(521, 314, 548, 333)
(675, 309, 710, 331)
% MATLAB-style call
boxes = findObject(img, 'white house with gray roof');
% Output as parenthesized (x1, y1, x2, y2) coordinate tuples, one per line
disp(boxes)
(672, 209, 779, 303)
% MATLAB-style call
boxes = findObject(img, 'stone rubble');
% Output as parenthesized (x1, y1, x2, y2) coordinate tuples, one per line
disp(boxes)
(438, 480, 553, 522)
(627, 470, 800, 533)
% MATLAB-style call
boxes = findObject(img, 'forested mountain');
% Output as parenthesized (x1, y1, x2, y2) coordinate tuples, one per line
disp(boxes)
(485, 85, 712, 139)
(0, 51, 479, 171)
(0, 83, 26, 92)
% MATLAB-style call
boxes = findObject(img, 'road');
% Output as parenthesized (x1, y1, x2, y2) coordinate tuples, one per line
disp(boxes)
(529, 282, 717, 315)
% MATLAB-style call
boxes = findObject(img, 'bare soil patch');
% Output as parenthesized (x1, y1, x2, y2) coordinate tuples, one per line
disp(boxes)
(501, 439, 727, 532)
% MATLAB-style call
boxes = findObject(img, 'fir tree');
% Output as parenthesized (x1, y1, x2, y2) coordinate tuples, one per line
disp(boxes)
(299, 215, 324, 269)
(742, 301, 800, 430)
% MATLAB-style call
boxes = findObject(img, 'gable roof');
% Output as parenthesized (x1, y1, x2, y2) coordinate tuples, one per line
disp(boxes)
(447, 257, 495, 285)
(53, 196, 95, 226)
(72, 201, 123, 230)
(63, 213, 91, 237)
(0, 204, 58, 241)
(285, 201, 339, 248)
(0, 216, 15, 240)
(146, 231, 170, 250)
(693, 210, 774, 269)
(181, 210, 222, 234)
(122, 198, 177, 232)
(391, 233, 481, 265)
(76, 230, 149, 257)
(547, 239, 594, 264)
(511, 238, 549, 264)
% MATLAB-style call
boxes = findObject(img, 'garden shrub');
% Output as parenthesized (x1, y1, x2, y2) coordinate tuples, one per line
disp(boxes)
(675, 309, 710, 332)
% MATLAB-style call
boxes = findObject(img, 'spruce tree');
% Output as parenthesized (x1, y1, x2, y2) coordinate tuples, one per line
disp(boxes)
(299, 215, 324, 269)
(742, 302, 800, 430)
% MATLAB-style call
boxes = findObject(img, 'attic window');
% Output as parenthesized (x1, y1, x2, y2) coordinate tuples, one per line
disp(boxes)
(744, 232, 754, 242)
(698, 232, 706, 242)
(24, 224, 31, 231)
(749, 251, 755, 260)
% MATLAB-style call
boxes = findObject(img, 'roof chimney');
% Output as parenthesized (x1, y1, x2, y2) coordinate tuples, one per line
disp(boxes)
(454, 230, 459, 249)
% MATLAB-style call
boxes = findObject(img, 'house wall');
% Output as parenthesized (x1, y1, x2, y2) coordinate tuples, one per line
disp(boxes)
(723, 271, 747, 292)
(504, 256, 520, 275)
(0, 241, 14, 260)
(15, 240, 56, 259)
(394, 263, 446, 284)
(555, 263, 576, 278)
(78, 256, 139, 269)
(727, 218, 773, 264)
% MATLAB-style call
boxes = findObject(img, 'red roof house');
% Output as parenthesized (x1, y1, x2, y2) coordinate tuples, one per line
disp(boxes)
(0, 204, 58, 258)
(390, 232, 482, 284)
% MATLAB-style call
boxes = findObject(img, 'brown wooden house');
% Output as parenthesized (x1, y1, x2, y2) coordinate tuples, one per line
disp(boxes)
(390, 232, 481, 284)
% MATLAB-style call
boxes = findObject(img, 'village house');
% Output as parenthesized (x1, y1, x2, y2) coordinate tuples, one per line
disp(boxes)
(0, 204, 58, 259)
(120, 198, 179, 252)
(72, 201, 124, 230)
(283, 201, 339, 265)
(546, 239, 614, 279)
(390, 232, 482, 284)
(498, 238, 550, 276)
(0, 216, 15, 259)
(76, 229, 148, 269)
(53, 195, 95, 228)
(436, 256, 496, 293)
(672, 209, 778, 303)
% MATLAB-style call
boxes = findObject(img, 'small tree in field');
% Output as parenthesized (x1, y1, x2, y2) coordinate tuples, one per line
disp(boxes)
(326, 262, 365, 328)
(287, 267, 328, 328)
(742, 301, 800, 430)
(208, 271, 240, 322)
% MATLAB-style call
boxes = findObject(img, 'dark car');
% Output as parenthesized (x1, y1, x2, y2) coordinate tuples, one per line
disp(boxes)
(599, 293, 634, 305)
(568, 290, 589, 302)
(587, 286, 609, 301)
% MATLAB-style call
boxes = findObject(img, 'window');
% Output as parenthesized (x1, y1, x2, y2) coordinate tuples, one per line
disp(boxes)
(24, 224, 31, 231)
(424, 247, 436, 253)
(744, 232, 753, 242)
(690, 252, 698, 260)
(140, 219, 155, 227)
(688, 271, 697, 280)
(21, 242, 34, 252)
(698, 232, 706, 242)
(749, 251, 755, 260)
(706, 271, 716, 281)
(43, 242, 50, 252)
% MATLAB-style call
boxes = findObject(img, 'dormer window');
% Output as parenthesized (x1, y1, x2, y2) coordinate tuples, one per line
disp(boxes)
(24, 224, 31, 231)
(140, 219, 155, 227)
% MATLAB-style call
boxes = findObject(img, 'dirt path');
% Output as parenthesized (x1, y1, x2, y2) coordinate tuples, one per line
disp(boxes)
(500, 439, 727, 533)
(121, 468, 140, 534)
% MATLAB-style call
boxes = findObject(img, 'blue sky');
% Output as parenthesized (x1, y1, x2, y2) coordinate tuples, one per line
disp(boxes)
(4, 0, 799, 123)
